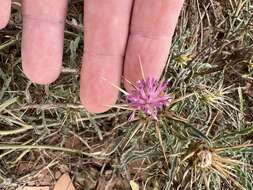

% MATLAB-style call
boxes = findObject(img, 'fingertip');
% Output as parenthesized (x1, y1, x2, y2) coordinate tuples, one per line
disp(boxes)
(0, 19, 9, 30)
(0, 0, 11, 29)
(80, 55, 122, 113)
(80, 91, 117, 114)
(80, 81, 119, 114)
(21, 27, 63, 85)
(21, 20, 64, 84)
(22, 56, 62, 84)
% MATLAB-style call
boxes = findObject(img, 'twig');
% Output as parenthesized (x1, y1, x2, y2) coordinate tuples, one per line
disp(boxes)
(0, 144, 105, 159)
(8, 103, 84, 111)
(0, 115, 60, 136)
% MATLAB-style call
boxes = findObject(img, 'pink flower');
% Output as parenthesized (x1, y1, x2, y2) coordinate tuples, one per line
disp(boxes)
(126, 77, 173, 120)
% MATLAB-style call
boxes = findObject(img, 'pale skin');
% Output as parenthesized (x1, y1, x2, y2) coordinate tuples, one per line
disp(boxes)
(0, 0, 184, 113)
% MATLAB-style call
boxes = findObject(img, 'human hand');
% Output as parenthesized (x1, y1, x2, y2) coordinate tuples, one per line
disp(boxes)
(0, 0, 184, 113)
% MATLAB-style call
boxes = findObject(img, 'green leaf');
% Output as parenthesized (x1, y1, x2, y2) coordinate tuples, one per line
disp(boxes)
(185, 124, 211, 145)
(215, 126, 253, 141)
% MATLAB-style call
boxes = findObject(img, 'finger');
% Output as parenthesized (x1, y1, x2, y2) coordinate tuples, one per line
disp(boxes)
(124, 0, 184, 90)
(81, 0, 133, 113)
(21, 0, 68, 84)
(0, 0, 11, 29)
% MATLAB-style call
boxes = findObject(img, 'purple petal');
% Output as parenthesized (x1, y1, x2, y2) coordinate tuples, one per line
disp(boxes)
(126, 77, 172, 119)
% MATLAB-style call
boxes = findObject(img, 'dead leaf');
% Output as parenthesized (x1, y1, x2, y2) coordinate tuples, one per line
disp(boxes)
(37, 170, 53, 186)
(64, 135, 82, 149)
(54, 173, 75, 190)
(22, 187, 49, 190)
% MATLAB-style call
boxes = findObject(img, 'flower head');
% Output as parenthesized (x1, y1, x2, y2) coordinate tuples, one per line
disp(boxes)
(126, 77, 173, 120)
